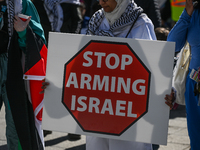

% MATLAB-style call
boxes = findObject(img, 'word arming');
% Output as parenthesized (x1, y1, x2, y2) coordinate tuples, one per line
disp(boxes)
(66, 73, 146, 95)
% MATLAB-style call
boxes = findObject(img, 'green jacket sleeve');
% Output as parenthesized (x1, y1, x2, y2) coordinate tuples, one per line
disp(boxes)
(17, 0, 46, 49)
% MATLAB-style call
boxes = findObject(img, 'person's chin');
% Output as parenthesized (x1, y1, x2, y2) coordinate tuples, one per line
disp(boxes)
(103, 7, 111, 12)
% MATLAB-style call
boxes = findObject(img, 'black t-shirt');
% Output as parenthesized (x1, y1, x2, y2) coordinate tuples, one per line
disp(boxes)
(0, 1, 9, 53)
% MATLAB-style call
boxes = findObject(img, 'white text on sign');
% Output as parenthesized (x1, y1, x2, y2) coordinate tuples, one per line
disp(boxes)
(70, 95, 137, 118)
(65, 51, 147, 118)
(83, 51, 133, 70)
(66, 73, 146, 95)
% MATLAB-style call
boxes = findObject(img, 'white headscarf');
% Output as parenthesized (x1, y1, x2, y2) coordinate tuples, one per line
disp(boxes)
(104, 0, 130, 25)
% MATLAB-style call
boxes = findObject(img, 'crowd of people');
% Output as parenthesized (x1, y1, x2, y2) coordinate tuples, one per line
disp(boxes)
(0, 0, 199, 150)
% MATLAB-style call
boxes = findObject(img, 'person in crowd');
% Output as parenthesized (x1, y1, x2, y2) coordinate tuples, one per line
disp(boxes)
(33, 0, 82, 140)
(33, 0, 83, 46)
(41, 0, 156, 148)
(170, 0, 186, 22)
(165, 0, 200, 149)
(86, 0, 156, 149)
(155, 27, 169, 41)
(0, 0, 47, 149)
(0, 1, 18, 149)
(134, 0, 161, 28)
(160, 0, 173, 28)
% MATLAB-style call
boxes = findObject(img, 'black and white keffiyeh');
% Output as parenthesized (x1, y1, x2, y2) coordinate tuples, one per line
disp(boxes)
(43, 0, 80, 32)
(86, 0, 143, 37)
(6, 0, 22, 45)
(43, 0, 63, 32)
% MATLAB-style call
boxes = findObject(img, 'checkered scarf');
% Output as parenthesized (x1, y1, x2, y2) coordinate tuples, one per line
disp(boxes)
(43, 0, 62, 32)
(43, 0, 78, 32)
(86, 0, 143, 37)
(6, 0, 22, 45)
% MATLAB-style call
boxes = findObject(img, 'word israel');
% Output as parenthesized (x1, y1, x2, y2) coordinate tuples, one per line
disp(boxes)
(70, 95, 137, 118)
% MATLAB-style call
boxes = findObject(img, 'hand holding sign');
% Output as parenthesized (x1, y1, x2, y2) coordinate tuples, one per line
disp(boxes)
(40, 79, 49, 94)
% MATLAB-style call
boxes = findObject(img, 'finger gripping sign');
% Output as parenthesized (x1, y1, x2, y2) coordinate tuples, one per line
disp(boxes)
(62, 40, 151, 135)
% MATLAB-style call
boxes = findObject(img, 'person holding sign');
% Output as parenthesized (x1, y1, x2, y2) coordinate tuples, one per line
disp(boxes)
(85, 0, 156, 149)
(41, 0, 156, 149)
(166, 0, 200, 149)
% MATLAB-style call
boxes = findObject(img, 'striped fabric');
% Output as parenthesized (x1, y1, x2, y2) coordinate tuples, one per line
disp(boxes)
(6, 0, 22, 46)
(86, 0, 143, 37)
(43, 0, 81, 32)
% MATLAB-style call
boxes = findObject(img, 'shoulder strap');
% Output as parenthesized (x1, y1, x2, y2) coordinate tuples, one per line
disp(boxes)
(125, 14, 140, 38)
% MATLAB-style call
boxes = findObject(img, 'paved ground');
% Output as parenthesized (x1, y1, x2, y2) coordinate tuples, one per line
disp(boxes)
(0, 104, 190, 150)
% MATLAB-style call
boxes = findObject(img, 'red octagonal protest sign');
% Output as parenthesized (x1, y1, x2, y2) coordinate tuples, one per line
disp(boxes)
(62, 40, 151, 135)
